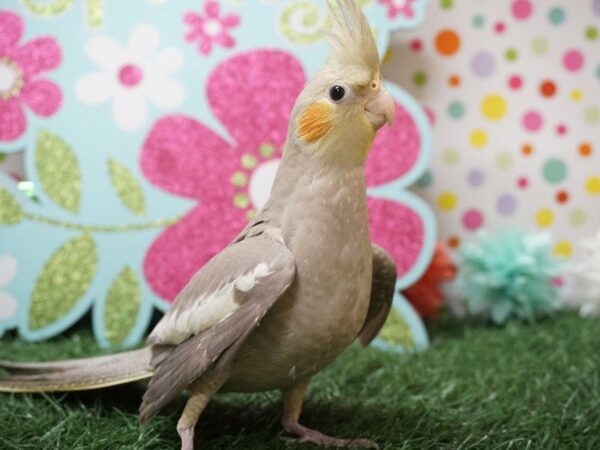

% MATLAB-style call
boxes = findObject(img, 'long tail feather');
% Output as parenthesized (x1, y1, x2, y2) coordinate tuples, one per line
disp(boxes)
(0, 347, 153, 393)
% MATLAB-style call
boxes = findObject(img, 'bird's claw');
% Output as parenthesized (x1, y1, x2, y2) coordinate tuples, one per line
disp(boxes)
(281, 421, 379, 448)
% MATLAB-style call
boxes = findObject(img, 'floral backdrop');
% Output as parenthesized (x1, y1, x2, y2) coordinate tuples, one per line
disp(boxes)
(0, 0, 435, 350)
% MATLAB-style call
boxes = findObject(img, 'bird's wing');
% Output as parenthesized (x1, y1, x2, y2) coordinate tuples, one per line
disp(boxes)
(140, 231, 295, 421)
(358, 244, 397, 347)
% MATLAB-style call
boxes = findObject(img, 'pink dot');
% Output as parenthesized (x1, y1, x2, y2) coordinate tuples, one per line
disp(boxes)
(517, 176, 529, 189)
(556, 124, 567, 135)
(511, 0, 532, 20)
(563, 50, 584, 72)
(424, 107, 436, 125)
(495, 22, 506, 33)
(462, 209, 484, 231)
(118, 64, 143, 87)
(522, 110, 543, 132)
(410, 39, 422, 51)
(508, 75, 522, 89)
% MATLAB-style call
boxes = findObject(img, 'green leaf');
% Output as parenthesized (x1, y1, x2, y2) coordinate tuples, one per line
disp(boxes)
(107, 159, 146, 216)
(379, 308, 416, 350)
(104, 267, 141, 346)
(35, 129, 81, 212)
(29, 235, 97, 330)
(0, 187, 23, 224)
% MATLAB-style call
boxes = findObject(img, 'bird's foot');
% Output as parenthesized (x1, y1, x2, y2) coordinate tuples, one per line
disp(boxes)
(177, 424, 194, 450)
(282, 420, 379, 448)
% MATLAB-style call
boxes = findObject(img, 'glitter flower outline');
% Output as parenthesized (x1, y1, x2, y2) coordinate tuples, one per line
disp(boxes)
(0, 10, 62, 143)
(184, 0, 241, 55)
(75, 24, 185, 132)
(140, 49, 428, 302)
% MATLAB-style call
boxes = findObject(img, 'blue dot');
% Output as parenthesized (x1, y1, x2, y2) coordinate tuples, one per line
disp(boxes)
(548, 7, 566, 25)
(416, 170, 433, 188)
(472, 15, 485, 28)
(596, 64, 600, 80)
(448, 101, 465, 119)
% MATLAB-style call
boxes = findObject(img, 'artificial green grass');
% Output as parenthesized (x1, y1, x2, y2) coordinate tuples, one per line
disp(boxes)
(0, 313, 599, 449)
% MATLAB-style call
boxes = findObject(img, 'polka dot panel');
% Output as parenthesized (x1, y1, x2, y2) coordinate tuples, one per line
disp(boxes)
(385, 0, 600, 262)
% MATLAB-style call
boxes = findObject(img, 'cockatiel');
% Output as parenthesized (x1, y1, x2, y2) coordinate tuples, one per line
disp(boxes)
(0, 1, 397, 448)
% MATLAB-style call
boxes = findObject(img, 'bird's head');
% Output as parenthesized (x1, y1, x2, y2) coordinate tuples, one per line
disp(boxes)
(288, 0, 395, 164)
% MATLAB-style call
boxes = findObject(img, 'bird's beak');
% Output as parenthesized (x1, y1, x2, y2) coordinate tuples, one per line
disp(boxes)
(364, 87, 396, 130)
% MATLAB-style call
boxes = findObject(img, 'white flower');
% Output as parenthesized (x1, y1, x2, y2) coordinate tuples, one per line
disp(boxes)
(76, 24, 185, 131)
(562, 230, 600, 317)
(0, 255, 18, 321)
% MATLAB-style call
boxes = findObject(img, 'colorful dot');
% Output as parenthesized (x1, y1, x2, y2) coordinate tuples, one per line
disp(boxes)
(586, 26, 598, 40)
(440, 0, 453, 9)
(504, 48, 518, 61)
(536, 208, 554, 227)
(542, 158, 567, 183)
(548, 6, 566, 25)
(471, 51, 496, 78)
(595, 0, 600, 16)
(517, 176, 529, 188)
(494, 22, 506, 33)
(522, 110, 543, 132)
(539, 80, 556, 97)
(521, 144, 534, 156)
(410, 39, 422, 51)
(579, 142, 592, 156)
(585, 176, 600, 195)
(259, 143, 275, 157)
(435, 29, 461, 56)
(596, 64, 600, 80)
(497, 193, 517, 215)
(555, 190, 569, 204)
(448, 236, 461, 248)
(496, 151, 513, 169)
(585, 106, 600, 124)
(470, 129, 488, 148)
(512, 0, 533, 20)
(442, 148, 460, 165)
(462, 209, 484, 231)
(448, 101, 465, 119)
(531, 37, 548, 55)
(230, 171, 247, 187)
(569, 209, 586, 225)
(448, 74, 461, 87)
(472, 14, 485, 28)
(233, 192, 250, 209)
(554, 241, 572, 258)
(508, 75, 523, 89)
(413, 71, 428, 87)
(570, 89, 583, 101)
(424, 107, 436, 125)
(241, 154, 257, 169)
(416, 170, 433, 188)
(555, 124, 568, 136)
(481, 94, 507, 120)
(438, 192, 457, 211)
(563, 50, 584, 72)
(467, 169, 485, 187)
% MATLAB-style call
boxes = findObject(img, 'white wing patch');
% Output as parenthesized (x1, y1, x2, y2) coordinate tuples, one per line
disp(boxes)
(152, 263, 272, 344)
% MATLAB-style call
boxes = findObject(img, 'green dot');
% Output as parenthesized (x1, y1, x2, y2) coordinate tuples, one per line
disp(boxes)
(230, 171, 247, 187)
(440, 0, 453, 9)
(259, 143, 275, 158)
(442, 148, 460, 166)
(542, 158, 567, 184)
(495, 151, 513, 170)
(504, 48, 518, 61)
(548, 7, 566, 25)
(586, 26, 598, 40)
(584, 106, 600, 124)
(413, 71, 427, 87)
(241, 154, 257, 169)
(531, 37, 548, 56)
(472, 14, 485, 28)
(448, 101, 465, 119)
(596, 64, 600, 80)
(0, 153, 6, 163)
(233, 193, 249, 209)
(416, 170, 433, 188)
(569, 209, 586, 225)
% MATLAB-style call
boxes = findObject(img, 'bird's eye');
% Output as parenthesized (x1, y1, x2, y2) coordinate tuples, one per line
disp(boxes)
(329, 85, 346, 102)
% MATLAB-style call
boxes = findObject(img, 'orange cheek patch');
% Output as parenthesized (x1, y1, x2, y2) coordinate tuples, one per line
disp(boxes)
(298, 102, 332, 143)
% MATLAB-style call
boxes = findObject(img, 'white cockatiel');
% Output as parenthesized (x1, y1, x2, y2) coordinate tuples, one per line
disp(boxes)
(0, 1, 398, 448)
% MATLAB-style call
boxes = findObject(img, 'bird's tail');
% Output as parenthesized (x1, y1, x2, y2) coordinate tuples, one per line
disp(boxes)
(0, 347, 153, 393)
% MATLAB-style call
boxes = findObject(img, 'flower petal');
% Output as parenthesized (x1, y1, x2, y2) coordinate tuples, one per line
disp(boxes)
(85, 35, 126, 72)
(0, 255, 17, 287)
(0, 292, 17, 320)
(366, 102, 421, 187)
(215, 33, 235, 48)
(144, 205, 247, 301)
(368, 197, 424, 278)
(21, 79, 62, 117)
(127, 24, 160, 61)
(207, 50, 305, 151)
(222, 14, 240, 28)
(14, 37, 61, 78)
(205, 0, 220, 18)
(0, 11, 23, 52)
(144, 77, 185, 109)
(199, 39, 212, 55)
(148, 48, 183, 76)
(0, 98, 26, 142)
(75, 71, 116, 105)
(140, 115, 239, 200)
(112, 90, 147, 131)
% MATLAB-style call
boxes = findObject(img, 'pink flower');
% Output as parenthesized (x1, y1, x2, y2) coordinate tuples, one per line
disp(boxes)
(0, 11, 62, 142)
(141, 50, 425, 301)
(379, 0, 417, 19)
(183, 0, 240, 55)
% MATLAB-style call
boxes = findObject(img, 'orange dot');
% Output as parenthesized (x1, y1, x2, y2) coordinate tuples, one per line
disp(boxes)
(435, 29, 461, 56)
(556, 190, 569, 204)
(521, 144, 534, 156)
(448, 74, 461, 87)
(579, 142, 592, 156)
(540, 80, 556, 97)
(448, 236, 461, 248)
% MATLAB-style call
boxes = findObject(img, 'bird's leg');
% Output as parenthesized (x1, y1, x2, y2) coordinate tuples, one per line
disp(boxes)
(281, 379, 379, 448)
(177, 371, 228, 450)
